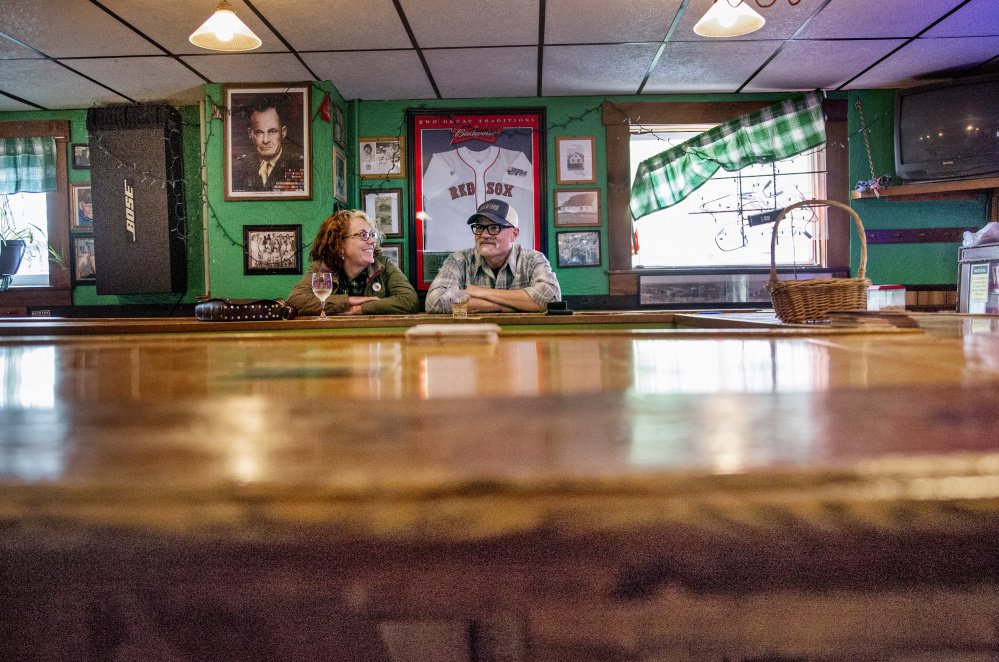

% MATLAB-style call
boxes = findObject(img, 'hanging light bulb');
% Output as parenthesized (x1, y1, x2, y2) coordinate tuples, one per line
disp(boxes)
(189, 0, 262, 52)
(694, 0, 766, 38)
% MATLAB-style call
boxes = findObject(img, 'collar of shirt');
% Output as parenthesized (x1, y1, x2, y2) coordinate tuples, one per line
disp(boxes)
(472, 244, 520, 279)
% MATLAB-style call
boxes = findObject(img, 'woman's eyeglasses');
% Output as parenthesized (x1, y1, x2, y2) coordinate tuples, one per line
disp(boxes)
(349, 230, 379, 241)
(471, 224, 505, 236)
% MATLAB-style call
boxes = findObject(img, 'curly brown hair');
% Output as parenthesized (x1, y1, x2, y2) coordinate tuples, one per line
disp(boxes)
(309, 210, 373, 272)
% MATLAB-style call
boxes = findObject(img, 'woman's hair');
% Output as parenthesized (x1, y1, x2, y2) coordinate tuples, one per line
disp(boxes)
(310, 209, 372, 272)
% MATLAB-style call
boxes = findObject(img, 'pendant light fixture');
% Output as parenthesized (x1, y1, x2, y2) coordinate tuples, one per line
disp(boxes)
(693, 0, 766, 37)
(189, 0, 262, 52)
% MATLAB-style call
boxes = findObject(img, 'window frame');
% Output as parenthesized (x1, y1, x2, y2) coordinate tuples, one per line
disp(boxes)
(601, 99, 849, 295)
(0, 120, 72, 313)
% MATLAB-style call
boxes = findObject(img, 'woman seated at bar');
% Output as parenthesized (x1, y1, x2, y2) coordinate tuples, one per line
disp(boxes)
(288, 209, 419, 315)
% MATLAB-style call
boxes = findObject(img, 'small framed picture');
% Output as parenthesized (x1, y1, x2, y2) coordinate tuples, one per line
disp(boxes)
(359, 136, 405, 179)
(333, 103, 346, 147)
(71, 144, 90, 169)
(556, 136, 596, 184)
(70, 183, 93, 231)
(554, 188, 601, 227)
(243, 224, 302, 275)
(333, 145, 348, 203)
(71, 235, 96, 284)
(362, 188, 402, 238)
(379, 243, 403, 271)
(556, 230, 601, 268)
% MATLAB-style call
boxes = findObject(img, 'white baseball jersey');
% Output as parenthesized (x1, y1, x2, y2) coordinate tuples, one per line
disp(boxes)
(421, 145, 534, 252)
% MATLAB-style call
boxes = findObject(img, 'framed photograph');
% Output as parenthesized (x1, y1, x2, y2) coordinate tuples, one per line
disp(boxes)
(224, 83, 311, 201)
(379, 243, 403, 271)
(362, 188, 402, 238)
(409, 108, 546, 290)
(359, 137, 405, 179)
(243, 224, 302, 275)
(556, 230, 601, 268)
(71, 143, 90, 169)
(554, 188, 601, 227)
(333, 145, 348, 203)
(333, 103, 346, 147)
(71, 235, 96, 284)
(556, 136, 596, 184)
(70, 183, 93, 231)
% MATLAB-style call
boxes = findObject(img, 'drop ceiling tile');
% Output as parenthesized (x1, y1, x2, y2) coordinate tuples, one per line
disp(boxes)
(0, 59, 132, 110)
(250, 0, 411, 51)
(1, 0, 162, 57)
(400, 0, 538, 48)
(797, 0, 967, 39)
(301, 51, 435, 100)
(99, 0, 283, 56)
(543, 44, 660, 96)
(67, 57, 207, 106)
(744, 38, 906, 91)
(180, 53, 314, 86)
(0, 95, 40, 112)
(846, 36, 999, 88)
(545, 0, 683, 44)
(426, 47, 537, 98)
(925, 0, 999, 37)
(0, 37, 44, 60)
(645, 41, 781, 93)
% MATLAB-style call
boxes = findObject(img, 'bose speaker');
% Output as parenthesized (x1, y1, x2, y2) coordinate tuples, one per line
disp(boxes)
(87, 104, 187, 294)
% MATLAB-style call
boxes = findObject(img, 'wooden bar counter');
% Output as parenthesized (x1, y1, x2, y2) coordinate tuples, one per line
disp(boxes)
(1, 311, 999, 661)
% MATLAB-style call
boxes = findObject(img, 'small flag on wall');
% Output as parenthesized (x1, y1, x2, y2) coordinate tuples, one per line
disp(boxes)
(317, 93, 331, 123)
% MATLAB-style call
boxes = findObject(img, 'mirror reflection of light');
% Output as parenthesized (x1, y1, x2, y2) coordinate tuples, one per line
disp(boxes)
(218, 396, 269, 483)
(0, 346, 66, 479)
(0, 346, 56, 409)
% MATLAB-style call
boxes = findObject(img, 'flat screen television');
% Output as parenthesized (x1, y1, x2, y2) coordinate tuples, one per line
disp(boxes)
(894, 73, 999, 181)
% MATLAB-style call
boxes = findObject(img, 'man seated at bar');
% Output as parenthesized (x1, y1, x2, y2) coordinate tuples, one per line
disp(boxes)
(288, 209, 419, 315)
(425, 199, 561, 313)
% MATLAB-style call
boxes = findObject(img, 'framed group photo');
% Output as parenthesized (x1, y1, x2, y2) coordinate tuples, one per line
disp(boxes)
(243, 224, 302, 275)
(71, 143, 90, 169)
(359, 137, 405, 179)
(70, 183, 93, 231)
(553, 188, 601, 227)
(556, 230, 601, 268)
(555, 136, 596, 184)
(362, 188, 402, 238)
(224, 83, 311, 201)
(409, 108, 546, 290)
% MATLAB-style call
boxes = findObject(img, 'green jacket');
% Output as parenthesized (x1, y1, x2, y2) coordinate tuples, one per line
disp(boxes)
(288, 256, 419, 315)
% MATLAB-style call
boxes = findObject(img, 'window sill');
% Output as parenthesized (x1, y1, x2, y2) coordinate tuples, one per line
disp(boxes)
(0, 286, 72, 315)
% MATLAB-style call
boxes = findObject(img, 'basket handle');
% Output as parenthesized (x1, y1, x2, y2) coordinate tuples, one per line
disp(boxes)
(768, 199, 867, 288)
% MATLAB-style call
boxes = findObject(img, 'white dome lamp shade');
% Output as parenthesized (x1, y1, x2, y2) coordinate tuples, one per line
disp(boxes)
(693, 0, 766, 38)
(189, 0, 262, 51)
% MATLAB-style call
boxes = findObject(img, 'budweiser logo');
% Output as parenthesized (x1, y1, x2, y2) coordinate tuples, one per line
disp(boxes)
(451, 127, 501, 144)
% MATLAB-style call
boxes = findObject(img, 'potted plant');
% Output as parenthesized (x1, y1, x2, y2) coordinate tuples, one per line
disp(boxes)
(1, 196, 64, 291)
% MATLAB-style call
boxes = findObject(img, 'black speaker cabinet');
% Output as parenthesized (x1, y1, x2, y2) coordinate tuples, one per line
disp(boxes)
(87, 105, 187, 294)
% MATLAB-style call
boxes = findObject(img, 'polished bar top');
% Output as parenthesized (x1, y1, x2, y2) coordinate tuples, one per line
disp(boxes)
(2, 311, 998, 547)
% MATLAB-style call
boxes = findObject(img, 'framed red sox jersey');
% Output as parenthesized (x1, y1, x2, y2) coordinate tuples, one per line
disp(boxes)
(408, 109, 547, 290)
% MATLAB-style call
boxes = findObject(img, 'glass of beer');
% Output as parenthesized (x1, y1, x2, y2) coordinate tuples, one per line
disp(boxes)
(452, 291, 470, 318)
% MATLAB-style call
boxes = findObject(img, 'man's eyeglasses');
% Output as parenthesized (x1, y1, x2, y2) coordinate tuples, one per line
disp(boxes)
(471, 224, 506, 236)
(349, 230, 379, 241)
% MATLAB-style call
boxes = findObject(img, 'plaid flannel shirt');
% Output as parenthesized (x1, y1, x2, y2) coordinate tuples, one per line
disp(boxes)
(0, 137, 57, 194)
(425, 244, 561, 313)
(630, 92, 826, 220)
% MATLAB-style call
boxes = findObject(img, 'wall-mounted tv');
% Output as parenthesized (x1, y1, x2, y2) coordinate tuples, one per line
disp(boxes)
(894, 73, 999, 181)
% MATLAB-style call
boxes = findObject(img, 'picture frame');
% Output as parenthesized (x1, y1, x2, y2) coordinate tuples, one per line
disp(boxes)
(70, 183, 93, 231)
(409, 108, 546, 290)
(379, 243, 404, 271)
(71, 235, 96, 284)
(359, 137, 405, 179)
(555, 136, 596, 184)
(553, 188, 601, 227)
(333, 103, 346, 147)
(556, 230, 601, 268)
(71, 143, 90, 169)
(243, 224, 303, 275)
(333, 145, 348, 203)
(224, 83, 311, 201)
(362, 188, 402, 238)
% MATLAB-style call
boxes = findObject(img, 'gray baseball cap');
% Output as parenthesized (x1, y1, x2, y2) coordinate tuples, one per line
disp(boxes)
(467, 199, 519, 228)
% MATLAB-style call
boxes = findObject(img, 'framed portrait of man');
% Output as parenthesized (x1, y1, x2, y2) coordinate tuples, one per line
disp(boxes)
(225, 84, 311, 201)
(70, 183, 94, 231)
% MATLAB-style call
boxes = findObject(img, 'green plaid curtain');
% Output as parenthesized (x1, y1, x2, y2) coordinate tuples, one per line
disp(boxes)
(630, 92, 825, 221)
(0, 137, 58, 194)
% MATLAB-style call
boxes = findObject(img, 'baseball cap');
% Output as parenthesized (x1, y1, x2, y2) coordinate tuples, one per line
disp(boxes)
(467, 199, 519, 229)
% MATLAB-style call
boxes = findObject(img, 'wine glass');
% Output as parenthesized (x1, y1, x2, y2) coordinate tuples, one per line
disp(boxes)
(311, 272, 333, 320)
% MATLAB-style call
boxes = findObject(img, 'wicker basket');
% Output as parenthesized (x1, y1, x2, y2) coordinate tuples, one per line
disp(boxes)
(766, 199, 871, 324)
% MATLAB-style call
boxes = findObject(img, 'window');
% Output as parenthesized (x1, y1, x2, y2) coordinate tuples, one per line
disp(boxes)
(3, 193, 51, 287)
(630, 125, 827, 269)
